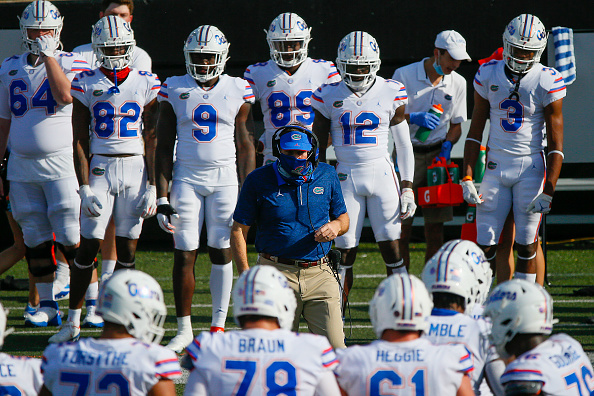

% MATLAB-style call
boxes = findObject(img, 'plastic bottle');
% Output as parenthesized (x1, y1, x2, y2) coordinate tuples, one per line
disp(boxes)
(415, 103, 444, 142)
(474, 145, 487, 183)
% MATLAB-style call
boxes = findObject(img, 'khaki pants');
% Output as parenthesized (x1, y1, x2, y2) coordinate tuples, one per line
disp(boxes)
(257, 256, 346, 349)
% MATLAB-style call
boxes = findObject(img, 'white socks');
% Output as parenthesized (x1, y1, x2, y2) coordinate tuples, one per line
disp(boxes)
(37, 282, 54, 302)
(86, 282, 99, 316)
(514, 272, 537, 283)
(68, 309, 82, 327)
(101, 259, 116, 277)
(209, 262, 233, 329)
(55, 260, 70, 285)
(177, 316, 192, 335)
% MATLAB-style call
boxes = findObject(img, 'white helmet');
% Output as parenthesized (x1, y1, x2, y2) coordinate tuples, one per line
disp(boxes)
(19, 0, 63, 55)
(266, 12, 311, 68)
(97, 269, 167, 344)
(369, 274, 433, 337)
(440, 239, 492, 306)
(336, 31, 381, 92)
(483, 280, 555, 359)
(0, 302, 14, 349)
(91, 15, 136, 70)
(184, 25, 230, 83)
(422, 244, 479, 315)
(503, 14, 548, 74)
(233, 265, 296, 330)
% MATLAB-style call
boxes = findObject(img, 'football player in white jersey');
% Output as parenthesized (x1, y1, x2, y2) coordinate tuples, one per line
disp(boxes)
(0, 302, 43, 395)
(422, 241, 493, 394)
(462, 14, 566, 283)
(0, 0, 91, 328)
(182, 265, 341, 395)
(245, 12, 341, 165)
(72, 0, 151, 71)
(40, 270, 181, 395)
(312, 31, 416, 312)
(155, 25, 255, 353)
(484, 279, 594, 395)
(49, 15, 160, 343)
(336, 273, 474, 395)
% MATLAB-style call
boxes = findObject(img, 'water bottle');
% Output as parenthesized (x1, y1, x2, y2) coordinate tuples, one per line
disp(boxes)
(415, 103, 444, 142)
(474, 146, 487, 183)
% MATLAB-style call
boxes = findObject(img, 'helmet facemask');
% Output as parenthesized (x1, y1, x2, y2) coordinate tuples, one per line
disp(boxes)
(95, 44, 134, 70)
(337, 59, 380, 92)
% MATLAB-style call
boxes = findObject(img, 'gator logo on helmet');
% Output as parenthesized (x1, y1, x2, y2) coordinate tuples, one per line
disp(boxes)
(180, 92, 190, 100)
(338, 173, 348, 181)
(93, 90, 103, 96)
(333, 101, 343, 108)
(8, 70, 17, 76)
(313, 187, 324, 195)
(490, 85, 499, 92)
(91, 167, 105, 176)
(267, 80, 276, 87)
(487, 161, 497, 170)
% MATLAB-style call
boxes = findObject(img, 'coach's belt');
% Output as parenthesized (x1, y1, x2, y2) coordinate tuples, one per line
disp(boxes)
(413, 140, 444, 153)
(260, 253, 328, 268)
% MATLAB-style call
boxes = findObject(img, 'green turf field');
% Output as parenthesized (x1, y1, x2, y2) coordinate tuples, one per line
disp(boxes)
(1, 240, 593, 393)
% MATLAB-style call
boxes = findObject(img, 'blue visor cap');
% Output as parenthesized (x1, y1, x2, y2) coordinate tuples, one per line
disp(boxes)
(279, 131, 312, 151)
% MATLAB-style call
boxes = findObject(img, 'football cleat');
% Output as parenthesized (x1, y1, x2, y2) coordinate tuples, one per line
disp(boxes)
(24, 301, 61, 327)
(49, 321, 80, 343)
(82, 312, 104, 328)
(166, 333, 194, 354)
(23, 303, 38, 320)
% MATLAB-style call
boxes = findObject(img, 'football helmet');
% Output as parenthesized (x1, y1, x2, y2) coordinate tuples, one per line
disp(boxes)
(483, 280, 555, 359)
(97, 269, 167, 344)
(184, 25, 230, 83)
(91, 15, 136, 70)
(266, 12, 311, 68)
(19, 0, 63, 55)
(336, 31, 381, 92)
(439, 239, 492, 306)
(233, 265, 297, 330)
(422, 244, 479, 315)
(503, 14, 548, 73)
(369, 274, 433, 337)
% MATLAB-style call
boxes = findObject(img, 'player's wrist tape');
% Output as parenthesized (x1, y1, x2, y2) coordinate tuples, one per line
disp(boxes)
(466, 138, 482, 145)
(402, 188, 413, 193)
(462, 176, 473, 182)
(547, 150, 564, 159)
(157, 197, 169, 206)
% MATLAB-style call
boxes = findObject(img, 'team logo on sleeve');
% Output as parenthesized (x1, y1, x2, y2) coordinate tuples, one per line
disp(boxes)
(313, 187, 324, 194)
(487, 161, 497, 170)
(9, 70, 17, 76)
(338, 173, 348, 181)
(445, 94, 452, 100)
(490, 85, 499, 92)
(267, 80, 276, 87)
(333, 101, 343, 108)
(93, 90, 104, 96)
(91, 167, 105, 176)
(180, 92, 190, 99)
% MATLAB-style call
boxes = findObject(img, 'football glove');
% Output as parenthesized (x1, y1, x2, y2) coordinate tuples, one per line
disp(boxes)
(35, 35, 58, 58)
(400, 188, 417, 220)
(79, 185, 102, 217)
(461, 180, 483, 205)
(435, 140, 453, 162)
(136, 185, 157, 218)
(410, 112, 440, 130)
(156, 198, 179, 234)
(527, 193, 552, 214)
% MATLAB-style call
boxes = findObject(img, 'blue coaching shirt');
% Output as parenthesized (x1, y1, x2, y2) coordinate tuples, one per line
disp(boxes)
(233, 161, 347, 261)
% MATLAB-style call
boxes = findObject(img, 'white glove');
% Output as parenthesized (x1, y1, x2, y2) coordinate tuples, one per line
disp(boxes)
(35, 35, 58, 58)
(462, 180, 483, 205)
(137, 185, 157, 218)
(527, 193, 553, 214)
(400, 188, 417, 220)
(156, 197, 179, 234)
(79, 185, 102, 217)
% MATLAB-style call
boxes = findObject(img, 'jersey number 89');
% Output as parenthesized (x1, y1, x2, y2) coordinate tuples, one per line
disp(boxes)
(267, 90, 313, 128)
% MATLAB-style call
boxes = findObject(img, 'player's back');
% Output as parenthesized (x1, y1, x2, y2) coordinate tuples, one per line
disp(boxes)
(501, 333, 594, 395)
(185, 328, 338, 395)
(0, 353, 42, 396)
(335, 337, 473, 395)
(41, 337, 181, 395)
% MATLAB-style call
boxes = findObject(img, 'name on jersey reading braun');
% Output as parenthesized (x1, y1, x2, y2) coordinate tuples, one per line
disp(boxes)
(238, 338, 285, 353)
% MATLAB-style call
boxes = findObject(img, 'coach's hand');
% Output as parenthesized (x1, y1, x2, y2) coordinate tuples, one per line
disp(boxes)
(410, 112, 440, 130)
(137, 185, 157, 218)
(79, 185, 103, 217)
(400, 188, 417, 220)
(156, 198, 179, 234)
(527, 193, 553, 214)
(461, 179, 483, 205)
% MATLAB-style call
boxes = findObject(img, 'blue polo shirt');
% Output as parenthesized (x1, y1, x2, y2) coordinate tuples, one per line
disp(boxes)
(233, 162, 347, 261)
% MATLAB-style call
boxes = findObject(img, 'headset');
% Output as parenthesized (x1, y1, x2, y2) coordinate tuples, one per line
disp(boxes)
(271, 123, 320, 170)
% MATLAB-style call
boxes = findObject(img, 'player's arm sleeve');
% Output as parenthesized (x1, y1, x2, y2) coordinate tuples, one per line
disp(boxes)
(333, 348, 357, 393)
(473, 66, 489, 99)
(183, 370, 209, 396)
(327, 62, 341, 83)
(154, 349, 183, 381)
(485, 357, 506, 396)
(543, 69, 567, 107)
(311, 87, 330, 118)
(244, 66, 260, 99)
(40, 345, 57, 389)
(146, 73, 161, 104)
(315, 370, 342, 396)
(391, 119, 414, 182)
(70, 73, 89, 106)
(242, 79, 256, 104)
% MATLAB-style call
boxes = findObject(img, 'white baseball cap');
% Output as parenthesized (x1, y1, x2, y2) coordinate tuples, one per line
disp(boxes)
(435, 30, 471, 61)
